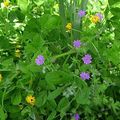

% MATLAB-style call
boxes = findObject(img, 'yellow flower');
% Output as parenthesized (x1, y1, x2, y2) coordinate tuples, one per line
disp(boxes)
(90, 15, 100, 24)
(66, 23, 72, 31)
(0, 74, 2, 82)
(15, 49, 21, 58)
(26, 95, 35, 106)
(3, 0, 10, 7)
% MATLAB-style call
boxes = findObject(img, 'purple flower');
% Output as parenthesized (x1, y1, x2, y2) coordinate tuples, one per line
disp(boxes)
(80, 72, 90, 80)
(82, 54, 92, 64)
(35, 55, 44, 65)
(74, 113, 80, 120)
(78, 10, 86, 17)
(96, 13, 103, 21)
(73, 40, 81, 48)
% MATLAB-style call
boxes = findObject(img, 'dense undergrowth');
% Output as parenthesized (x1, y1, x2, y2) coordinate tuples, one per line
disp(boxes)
(0, 0, 120, 120)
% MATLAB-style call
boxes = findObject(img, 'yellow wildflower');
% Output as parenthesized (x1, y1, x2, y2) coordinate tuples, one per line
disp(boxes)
(90, 15, 100, 24)
(15, 49, 21, 58)
(26, 95, 35, 106)
(0, 74, 2, 82)
(66, 23, 72, 31)
(3, 0, 10, 7)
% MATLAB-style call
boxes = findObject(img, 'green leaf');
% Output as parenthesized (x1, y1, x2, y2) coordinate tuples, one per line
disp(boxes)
(0, 36, 10, 49)
(8, 9, 25, 22)
(34, 0, 45, 6)
(111, 8, 120, 17)
(11, 90, 22, 105)
(1, 58, 14, 70)
(21, 106, 31, 116)
(24, 34, 44, 57)
(45, 71, 73, 89)
(108, 0, 119, 6)
(75, 77, 87, 88)
(36, 91, 47, 107)
(47, 111, 56, 120)
(24, 19, 41, 35)
(0, 106, 6, 120)
(103, 41, 120, 64)
(47, 99, 57, 110)
(57, 97, 69, 118)
(5, 105, 20, 113)
(76, 87, 90, 105)
(48, 87, 62, 100)
(17, 0, 29, 13)
(57, 97, 69, 111)
(43, 15, 60, 31)
(9, 112, 21, 119)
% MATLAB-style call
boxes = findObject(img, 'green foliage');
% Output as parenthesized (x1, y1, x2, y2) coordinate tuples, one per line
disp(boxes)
(0, 106, 6, 120)
(17, 0, 29, 13)
(11, 89, 22, 105)
(0, 0, 120, 120)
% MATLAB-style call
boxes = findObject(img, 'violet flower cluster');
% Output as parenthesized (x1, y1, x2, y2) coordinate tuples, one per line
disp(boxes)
(78, 10, 86, 17)
(80, 54, 92, 80)
(73, 40, 92, 80)
(80, 72, 90, 80)
(74, 113, 80, 120)
(82, 54, 92, 64)
(73, 40, 81, 48)
(35, 55, 44, 65)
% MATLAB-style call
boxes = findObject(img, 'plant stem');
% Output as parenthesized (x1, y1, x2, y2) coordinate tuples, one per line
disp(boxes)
(1, 88, 6, 109)
(59, 0, 66, 32)
(72, 28, 81, 33)
(89, 41, 101, 59)
(52, 50, 76, 61)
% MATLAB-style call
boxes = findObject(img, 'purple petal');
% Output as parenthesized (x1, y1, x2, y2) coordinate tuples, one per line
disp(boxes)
(80, 72, 90, 80)
(78, 10, 86, 17)
(73, 40, 81, 48)
(74, 113, 80, 120)
(35, 55, 44, 65)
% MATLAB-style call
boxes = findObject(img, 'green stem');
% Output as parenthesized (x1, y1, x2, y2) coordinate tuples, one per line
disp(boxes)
(80, 0, 89, 31)
(59, 0, 66, 30)
(73, 0, 89, 39)
(89, 41, 101, 59)
(1, 88, 7, 109)
(81, 0, 89, 10)
(63, 54, 70, 65)
(72, 28, 81, 33)
(52, 50, 76, 61)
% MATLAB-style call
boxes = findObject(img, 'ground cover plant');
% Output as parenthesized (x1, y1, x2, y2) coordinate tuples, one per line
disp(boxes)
(0, 0, 120, 120)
